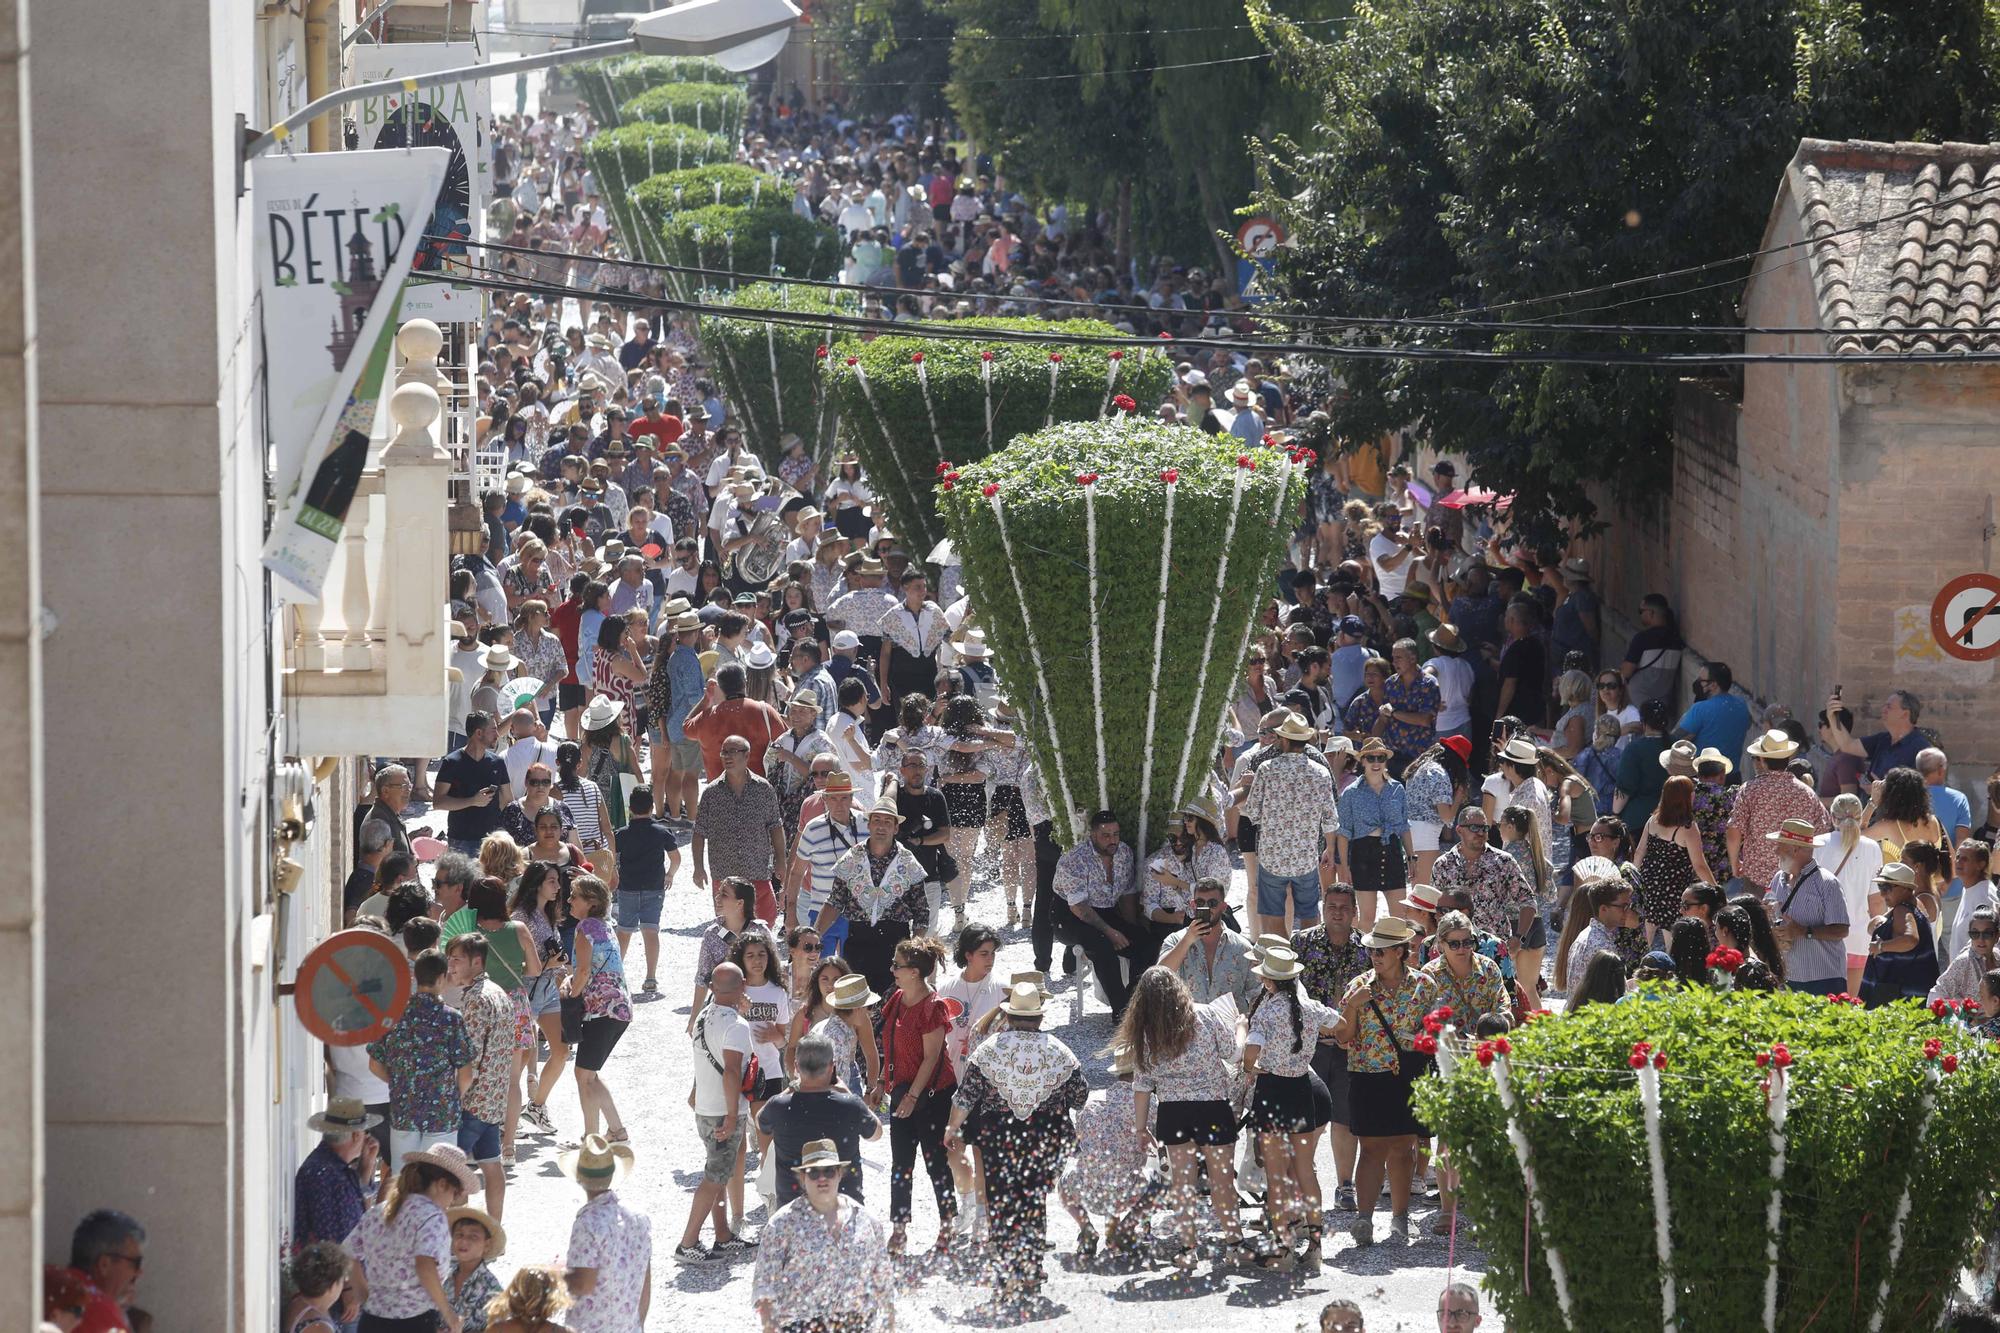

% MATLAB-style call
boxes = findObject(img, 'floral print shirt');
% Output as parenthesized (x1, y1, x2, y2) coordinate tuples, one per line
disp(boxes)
(696, 919, 778, 987)
(512, 627, 568, 695)
(1061, 1081, 1153, 1212)
(751, 1194, 897, 1326)
(575, 917, 633, 1022)
(1727, 772, 1833, 890)
(1339, 968, 1429, 1075)
(1292, 925, 1370, 1009)
(457, 977, 518, 1123)
(879, 600, 949, 657)
(1691, 780, 1736, 881)
(1403, 759, 1457, 824)
(1142, 840, 1233, 917)
(1132, 1003, 1238, 1104)
(565, 1189, 653, 1333)
(1054, 841, 1137, 910)
(827, 842, 931, 927)
(1241, 752, 1339, 878)
(367, 993, 472, 1133)
(345, 1195, 451, 1320)
(1379, 670, 1442, 758)
(449, 1262, 503, 1333)
(1246, 991, 1338, 1077)
(1418, 952, 1512, 1027)
(1431, 845, 1535, 941)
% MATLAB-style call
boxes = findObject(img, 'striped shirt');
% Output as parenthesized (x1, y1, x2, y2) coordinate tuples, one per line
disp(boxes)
(796, 811, 867, 911)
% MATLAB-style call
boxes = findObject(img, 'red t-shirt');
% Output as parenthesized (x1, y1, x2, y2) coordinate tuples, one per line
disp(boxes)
(549, 597, 583, 685)
(685, 698, 786, 775)
(628, 414, 685, 447)
(63, 1269, 130, 1333)
(881, 989, 956, 1092)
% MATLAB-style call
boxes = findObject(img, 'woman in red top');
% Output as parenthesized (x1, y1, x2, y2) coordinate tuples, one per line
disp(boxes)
(880, 933, 958, 1255)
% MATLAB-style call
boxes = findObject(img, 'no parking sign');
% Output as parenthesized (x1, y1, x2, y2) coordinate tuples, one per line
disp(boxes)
(1930, 573, 2000, 662)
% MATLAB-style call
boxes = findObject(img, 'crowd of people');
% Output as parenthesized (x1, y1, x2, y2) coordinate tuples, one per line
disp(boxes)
(223, 83, 2000, 1333)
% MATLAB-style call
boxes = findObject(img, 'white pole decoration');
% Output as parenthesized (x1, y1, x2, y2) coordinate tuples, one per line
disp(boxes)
(675, 134, 685, 171)
(1494, 1052, 1577, 1327)
(1167, 457, 1250, 813)
(1637, 1055, 1676, 1333)
(752, 176, 764, 207)
(914, 354, 946, 460)
(714, 179, 724, 205)
(765, 322, 785, 431)
(1081, 472, 1109, 813)
(1134, 468, 1178, 859)
(1761, 1055, 1791, 1333)
(1044, 353, 1063, 429)
(724, 231, 735, 292)
(1097, 351, 1125, 419)
(769, 234, 778, 273)
(987, 487, 1078, 846)
(1868, 1057, 1943, 1333)
(981, 352, 995, 448)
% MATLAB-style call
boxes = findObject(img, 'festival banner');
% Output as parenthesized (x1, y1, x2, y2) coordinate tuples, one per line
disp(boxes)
(255, 147, 449, 601)
(350, 42, 493, 322)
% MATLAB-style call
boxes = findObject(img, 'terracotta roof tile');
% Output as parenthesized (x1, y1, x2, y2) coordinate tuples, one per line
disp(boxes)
(1783, 139, 2000, 353)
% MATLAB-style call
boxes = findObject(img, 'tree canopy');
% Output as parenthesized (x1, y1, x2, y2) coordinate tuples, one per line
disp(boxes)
(1249, 0, 1998, 535)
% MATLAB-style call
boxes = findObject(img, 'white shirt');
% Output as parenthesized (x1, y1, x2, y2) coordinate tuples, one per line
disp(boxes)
(828, 711, 874, 785)
(1370, 531, 1410, 598)
(1427, 655, 1474, 733)
(1813, 830, 1885, 959)
(691, 1003, 754, 1116)
(1952, 877, 1994, 958)
(328, 1039, 390, 1104)
(742, 981, 793, 1082)
(937, 973, 1006, 1074)
(503, 734, 559, 794)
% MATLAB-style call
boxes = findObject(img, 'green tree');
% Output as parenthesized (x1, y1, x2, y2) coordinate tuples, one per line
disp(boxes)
(1251, 0, 1996, 537)
(811, 0, 955, 120)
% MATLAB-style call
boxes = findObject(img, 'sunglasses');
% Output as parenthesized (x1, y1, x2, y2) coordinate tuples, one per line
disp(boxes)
(801, 1166, 844, 1182)
(1459, 824, 1489, 834)
(1363, 757, 1389, 767)
(528, 777, 552, 787)
(1973, 929, 2000, 940)
(1442, 936, 1474, 950)
(1597, 679, 1620, 688)
(1588, 831, 1618, 841)
(1366, 945, 1400, 956)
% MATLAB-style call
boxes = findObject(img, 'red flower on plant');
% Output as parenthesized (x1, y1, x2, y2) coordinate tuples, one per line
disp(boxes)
(1932, 998, 1951, 1018)
(1706, 947, 1745, 972)
(1944, 1054, 1961, 1073)
(1160, 468, 1179, 484)
(1112, 394, 1137, 414)
(814, 345, 828, 360)
(1049, 353, 1063, 364)
(912, 352, 925, 364)
(1422, 1015, 1443, 1036)
(1755, 1052, 1770, 1068)
(1109, 349, 1125, 360)
(1772, 1043, 1792, 1068)
(1653, 1052, 1669, 1071)
(1159, 331, 1174, 340)
(1413, 1034, 1439, 1055)
(1923, 1038, 1944, 1061)
(845, 356, 858, 367)
(940, 481, 954, 491)
(1236, 455, 1255, 469)
(935, 461, 953, 476)
(981, 483, 999, 498)
(1075, 472, 1099, 486)
(1493, 1037, 1513, 1056)
(1475, 1044, 1495, 1068)
(1631, 1041, 1652, 1056)
(1434, 1007, 1455, 1022)
(980, 351, 994, 362)
(1629, 1053, 1647, 1069)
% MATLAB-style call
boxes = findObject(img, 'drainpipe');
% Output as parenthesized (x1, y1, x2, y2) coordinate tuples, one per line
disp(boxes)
(304, 0, 337, 152)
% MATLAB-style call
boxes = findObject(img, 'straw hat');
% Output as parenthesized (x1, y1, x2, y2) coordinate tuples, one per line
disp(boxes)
(558, 1133, 635, 1187)
(863, 793, 905, 823)
(404, 1144, 482, 1194)
(1253, 946, 1304, 981)
(479, 644, 521, 674)
(1746, 729, 1800, 760)
(821, 771, 855, 794)
(1359, 737, 1394, 760)
(999, 980, 1046, 1018)
(1875, 862, 1917, 890)
(745, 643, 779, 671)
(951, 628, 991, 660)
(1178, 793, 1223, 830)
(667, 611, 701, 634)
(1657, 739, 1698, 774)
(1404, 883, 1444, 913)
(447, 1206, 507, 1258)
(1694, 746, 1735, 774)
(1428, 623, 1465, 654)
(1008, 970, 1052, 997)
(580, 695, 625, 731)
(1359, 917, 1419, 950)
(307, 1095, 382, 1134)
(1108, 1044, 1137, 1077)
(1764, 818, 1819, 849)
(828, 973, 879, 1009)
(1242, 932, 1292, 964)
(1274, 711, 1316, 744)
(1559, 556, 1592, 582)
(1497, 736, 1540, 768)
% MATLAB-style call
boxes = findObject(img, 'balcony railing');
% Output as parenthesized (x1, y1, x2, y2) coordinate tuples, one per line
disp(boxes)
(284, 319, 452, 758)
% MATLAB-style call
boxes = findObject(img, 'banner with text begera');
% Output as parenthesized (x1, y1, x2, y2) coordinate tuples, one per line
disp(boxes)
(255, 147, 449, 602)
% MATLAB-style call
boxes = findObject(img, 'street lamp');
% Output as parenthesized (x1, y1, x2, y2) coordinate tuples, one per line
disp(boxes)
(242, 0, 800, 160)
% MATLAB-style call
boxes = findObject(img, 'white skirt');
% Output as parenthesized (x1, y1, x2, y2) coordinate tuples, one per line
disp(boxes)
(1410, 820, 1443, 853)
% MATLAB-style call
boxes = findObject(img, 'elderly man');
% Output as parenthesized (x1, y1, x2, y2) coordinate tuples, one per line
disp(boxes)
(1917, 746, 1972, 846)
(684, 664, 786, 778)
(1052, 810, 1144, 1017)
(346, 819, 395, 922)
(362, 763, 416, 857)
(692, 732, 788, 926)
(293, 1096, 380, 1250)
(62, 1208, 147, 1333)
(757, 1036, 883, 1204)
(788, 770, 865, 950)
(1822, 687, 1927, 781)
(607, 550, 654, 621)
(752, 1139, 896, 1332)
(1241, 711, 1340, 937)
(1765, 819, 1850, 995)
(1156, 875, 1260, 1009)
(1726, 730, 1832, 895)
(765, 693, 834, 849)
(1438, 1282, 1484, 1330)
(499, 707, 558, 795)
(562, 1134, 652, 1329)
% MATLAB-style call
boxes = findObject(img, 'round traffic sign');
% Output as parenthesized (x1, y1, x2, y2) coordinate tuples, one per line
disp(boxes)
(1930, 572, 2000, 662)
(1235, 215, 1287, 258)
(293, 928, 412, 1046)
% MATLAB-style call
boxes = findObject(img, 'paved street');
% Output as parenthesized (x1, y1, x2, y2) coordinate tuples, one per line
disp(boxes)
(478, 855, 1489, 1331)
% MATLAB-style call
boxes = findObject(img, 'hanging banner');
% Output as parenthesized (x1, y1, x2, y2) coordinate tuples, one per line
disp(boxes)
(350, 42, 493, 322)
(255, 147, 449, 601)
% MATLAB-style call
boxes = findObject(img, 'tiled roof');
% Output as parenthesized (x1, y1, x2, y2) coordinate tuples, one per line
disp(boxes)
(1785, 138, 2000, 355)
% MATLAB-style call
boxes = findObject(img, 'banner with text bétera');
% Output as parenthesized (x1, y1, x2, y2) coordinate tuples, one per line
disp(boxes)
(350, 42, 492, 323)
(256, 147, 449, 602)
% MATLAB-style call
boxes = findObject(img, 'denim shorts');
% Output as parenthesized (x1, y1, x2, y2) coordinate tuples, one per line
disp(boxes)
(1256, 867, 1323, 919)
(616, 888, 665, 929)
(457, 1112, 502, 1164)
(526, 971, 565, 1017)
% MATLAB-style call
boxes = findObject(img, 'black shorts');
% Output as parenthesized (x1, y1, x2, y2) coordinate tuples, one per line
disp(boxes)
(574, 1015, 630, 1071)
(558, 682, 587, 710)
(1237, 818, 1259, 855)
(1311, 1042, 1352, 1129)
(1348, 835, 1408, 895)
(753, 1074, 786, 1104)
(992, 785, 1030, 841)
(1155, 1098, 1238, 1146)
(943, 780, 987, 828)
(1349, 1066, 1427, 1138)
(1243, 1070, 1332, 1135)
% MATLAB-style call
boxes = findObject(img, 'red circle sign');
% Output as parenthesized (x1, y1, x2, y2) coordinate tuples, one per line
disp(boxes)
(294, 928, 412, 1046)
(1931, 572, 2000, 662)
(1235, 215, 1287, 258)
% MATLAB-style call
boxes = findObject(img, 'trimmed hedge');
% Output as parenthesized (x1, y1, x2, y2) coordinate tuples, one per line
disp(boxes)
(635, 164, 783, 215)
(938, 422, 1301, 848)
(1415, 988, 2000, 1332)
(827, 320, 1174, 556)
(657, 204, 840, 301)
(620, 81, 748, 143)
(703, 282, 856, 467)
(576, 55, 736, 127)
(583, 124, 735, 264)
